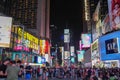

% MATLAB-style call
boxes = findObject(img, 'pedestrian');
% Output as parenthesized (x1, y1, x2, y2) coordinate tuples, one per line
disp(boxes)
(6, 60, 21, 80)
(17, 60, 23, 80)
(25, 63, 32, 80)
(0, 58, 10, 80)
(37, 66, 42, 80)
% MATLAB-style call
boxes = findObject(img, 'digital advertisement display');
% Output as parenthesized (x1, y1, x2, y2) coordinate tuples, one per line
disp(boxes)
(41, 57, 46, 64)
(105, 38, 119, 54)
(12, 52, 22, 61)
(0, 16, 12, 47)
(64, 29, 69, 34)
(64, 34, 70, 43)
(77, 50, 85, 62)
(37, 56, 42, 64)
(71, 57, 75, 63)
(81, 34, 91, 48)
(64, 51, 70, 59)
(40, 40, 46, 55)
(21, 54, 28, 63)
(45, 40, 50, 54)
(70, 46, 75, 56)
(33, 56, 46, 64)
(91, 39, 100, 66)
(108, 0, 120, 30)
(79, 40, 82, 50)
(99, 31, 120, 61)
(17, 28, 39, 50)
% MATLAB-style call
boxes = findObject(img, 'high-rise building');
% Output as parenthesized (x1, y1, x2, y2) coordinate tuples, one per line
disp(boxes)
(0, 0, 11, 15)
(1, 0, 50, 39)
(89, 0, 99, 18)
(82, 0, 108, 33)
(100, 0, 108, 21)
(0, 0, 5, 15)
(82, 0, 91, 33)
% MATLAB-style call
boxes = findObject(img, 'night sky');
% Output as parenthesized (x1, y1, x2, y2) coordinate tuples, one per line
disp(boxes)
(50, 0, 83, 47)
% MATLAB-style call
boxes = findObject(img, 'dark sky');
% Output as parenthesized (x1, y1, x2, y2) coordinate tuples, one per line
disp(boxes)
(50, 0, 83, 46)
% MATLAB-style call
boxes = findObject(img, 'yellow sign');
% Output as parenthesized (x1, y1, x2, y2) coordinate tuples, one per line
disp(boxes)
(40, 40, 45, 55)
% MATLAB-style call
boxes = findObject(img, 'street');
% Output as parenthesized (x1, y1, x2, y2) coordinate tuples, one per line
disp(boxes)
(23, 77, 81, 80)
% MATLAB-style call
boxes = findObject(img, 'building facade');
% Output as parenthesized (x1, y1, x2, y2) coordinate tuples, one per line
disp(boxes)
(82, 0, 91, 33)
(0, 0, 50, 39)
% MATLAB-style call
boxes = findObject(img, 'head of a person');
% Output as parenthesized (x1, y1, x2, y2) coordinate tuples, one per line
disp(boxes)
(17, 60, 21, 65)
(3, 58, 11, 65)
(10, 60, 16, 65)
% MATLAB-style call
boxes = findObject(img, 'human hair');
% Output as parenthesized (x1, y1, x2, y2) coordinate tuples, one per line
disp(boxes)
(3, 58, 11, 63)
(10, 60, 16, 64)
(17, 60, 21, 64)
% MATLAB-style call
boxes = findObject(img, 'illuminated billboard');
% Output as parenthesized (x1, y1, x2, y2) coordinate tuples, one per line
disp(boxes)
(99, 31, 120, 61)
(77, 50, 85, 62)
(0, 16, 12, 47)
(91, 39, 100, 66)
(101, 14, 111, 34)
(79, 40, 82, 50)
(64, 34, 70, 43)
(45, 40, 50, 54)
(71, 57, 75, 63)
(81, 34, 91, 48)
(40, 40, 46, 55)
(70, 46, 75, 56)
(64, 51, 70, 59)
(64, 29, 69, 34)
(105, 38, 119, 54)
(108, 0, 120, 30)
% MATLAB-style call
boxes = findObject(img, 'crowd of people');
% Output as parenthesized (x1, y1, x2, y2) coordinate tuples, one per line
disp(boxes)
(0, 58, 120, 80)
(45, 66, 120, 80)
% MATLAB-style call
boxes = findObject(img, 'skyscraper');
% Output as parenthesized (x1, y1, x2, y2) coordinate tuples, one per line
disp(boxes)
(82, 0, 91, 33)
(82, 0, 108, 33)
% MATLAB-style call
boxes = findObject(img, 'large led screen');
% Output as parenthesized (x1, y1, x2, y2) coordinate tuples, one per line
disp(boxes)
(108, 0, 120, 30)
(105, 38, 119, 54)
(64, 34, 70, 43)
(81, 34, 91, 48)
(64, 51, 70, 59)
(70, 46, 75, 56)
(77, 50, 85, 62)
(99, 31, 120, 61)
(91, 39, 100, 66)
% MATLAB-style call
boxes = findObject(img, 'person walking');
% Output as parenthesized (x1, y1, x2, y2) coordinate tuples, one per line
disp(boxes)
(25, 63, 32, 80)
(0, 58, 10, 80)
(6, 60, 21, 80)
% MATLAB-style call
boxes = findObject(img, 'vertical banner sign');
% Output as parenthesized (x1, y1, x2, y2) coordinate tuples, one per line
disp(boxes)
(108, 0, 120, 30)
(0, 16, 12, 47)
